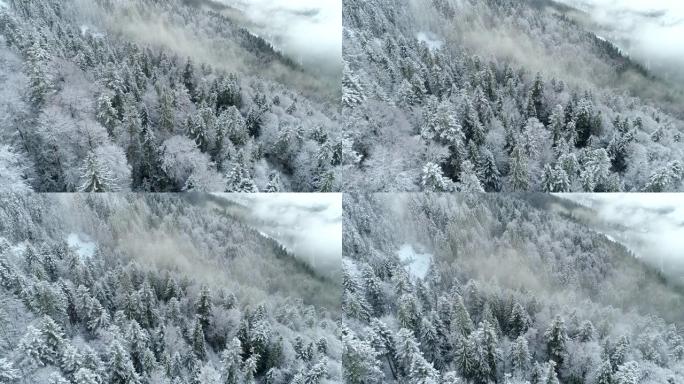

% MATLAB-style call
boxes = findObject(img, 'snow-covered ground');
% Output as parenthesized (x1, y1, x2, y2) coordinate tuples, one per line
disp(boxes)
(9, 242, 26, 257)
(397, 243, 432, 280)
(416, 31, 443, 51)
(80, 25, 105, 39)
(66, 233, 96, 260)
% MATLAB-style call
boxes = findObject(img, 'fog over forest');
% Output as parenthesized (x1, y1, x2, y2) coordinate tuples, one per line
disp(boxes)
(0, 194, 342, 384)
(342, 193, 684, 384)
(561, 193, 684, 286)
(556, 0, 684, 85)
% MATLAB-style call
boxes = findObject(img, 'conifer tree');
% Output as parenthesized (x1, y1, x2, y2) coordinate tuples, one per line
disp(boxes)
(79, 152, 116, 192)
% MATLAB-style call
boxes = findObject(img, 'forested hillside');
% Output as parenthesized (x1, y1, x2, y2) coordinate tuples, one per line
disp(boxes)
(0, 0, 347, 192)
(342, 193, 684, 383)
(342, 0, 684, 192)
(0, 194, 341, 383)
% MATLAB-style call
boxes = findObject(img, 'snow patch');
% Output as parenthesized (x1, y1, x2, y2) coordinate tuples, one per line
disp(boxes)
(67, 233, 96, 260)
(80, 25, 105, 39)
(397, 244, 432, 280)
(416, 31, 443, 51)
(10, 242, 27, 257)
(0, 1, 7, 9)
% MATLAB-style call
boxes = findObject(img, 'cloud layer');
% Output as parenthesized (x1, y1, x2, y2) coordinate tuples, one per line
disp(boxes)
(218, 193, 342, 279)
(216, 0, 342, 77)
(557, 0, 684, 82)
(562, 193, 684, 285)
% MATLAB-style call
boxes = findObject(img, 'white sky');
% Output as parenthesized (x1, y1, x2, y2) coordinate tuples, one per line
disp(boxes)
(557, 0, 684, 68)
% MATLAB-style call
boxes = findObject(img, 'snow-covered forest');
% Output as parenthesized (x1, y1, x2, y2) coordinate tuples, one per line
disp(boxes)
(0, 193, 342, 383)
(342, 0, 684, 192)
(342, 193, 684, 383)
(0, 0, 346, 193)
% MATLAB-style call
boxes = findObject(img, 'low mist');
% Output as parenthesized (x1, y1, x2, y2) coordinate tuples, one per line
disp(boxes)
(70, 0, 339, 99)
(562, 193, 684, 286)
(217, 193, 342, 279)
(214, 0, 342, 78)
(557, 0, 684, 84)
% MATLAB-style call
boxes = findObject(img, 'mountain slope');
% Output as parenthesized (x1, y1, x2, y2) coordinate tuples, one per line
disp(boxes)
(342, 0, 684, 192)
(0, 194, 342, 383)
(342, 193, 684, 383)
(0, 0, 345, 192)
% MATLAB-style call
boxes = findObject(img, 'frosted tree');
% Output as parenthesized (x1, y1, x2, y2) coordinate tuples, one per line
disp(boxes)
(225, 164, 258, 193)
(79, 151, 117, 192)
(458, 160, 484, 192)
(409, 354, 439, 384)
(530, 362, 544, 384)
(592, 360, 613, 384)
(479, 149, 501, 192)
(25, 38, 52, 106)
(453, 334, 477, 380)
(370, 319, 398, 378)
(543, 361, 560, 384)
(549, 105, 565, 146)
(573, 98, 601, 148)
(480, 321, 500, 383)
(441, 371, 462, 384)
(452, 295, 473, 336)
(509, 303, 530, 338)
(541, 164, 570, 192)
(577, 320, 595, 342)
(196, 286, 212, 330)
(530, 73, 546, 120)
(421, 162, 453, 192)
(158, 89, 175, 132)
(0, 145, 32, 193)
(644, 162, 682, 192)
(108, 339, 140, 384)
(510, 336, 530, 378)
(419, 316, 439, 365)
(521, 118, 546, 158)
(242, 353, 258, 384)
(96, 93, 119, 136)
(48, 373, 69, 384)
(462, 98, 485, 146)
(186, 113, 209, 153)
(397, 294, 420, 331)
(579, 149, 613, 192)
(614, 362, 639, 384)
(509, 145, 529, 191)
(341, 137, 362, 166)
(73, 368, 102, 384)
(192, 318, 207, 360)
(544, 315, 568, 368)
(221, 338, 243, 384)
(0, 358, 19, 383)
(18, 325, 47, 366)
(610, 335, 630, 370)
(60, 343, 83, 379)
(343, 62, 365, 107)
(299, 358, 328, 384)
(265, 171, 282, 192)
(394, 328, 421, 376)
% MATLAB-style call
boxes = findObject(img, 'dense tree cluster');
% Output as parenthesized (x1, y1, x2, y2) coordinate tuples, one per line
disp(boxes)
(342, 193, 684, 383)
(0, 194, 341, 383)
(342, 0, 684, 192)
(0, 0, 345, 192)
